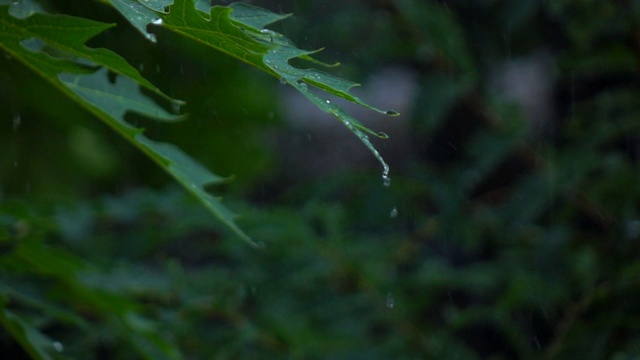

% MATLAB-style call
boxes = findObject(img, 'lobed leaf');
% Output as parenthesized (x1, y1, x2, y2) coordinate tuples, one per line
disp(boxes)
(0, 6, 253, 245)
(110, 0, 398, 181)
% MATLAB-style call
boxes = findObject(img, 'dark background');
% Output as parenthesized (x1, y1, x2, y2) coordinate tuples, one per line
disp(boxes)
(2, 0, 640, 358)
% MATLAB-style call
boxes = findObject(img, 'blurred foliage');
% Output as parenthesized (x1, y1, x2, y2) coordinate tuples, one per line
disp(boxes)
(2, 0, 640, 359)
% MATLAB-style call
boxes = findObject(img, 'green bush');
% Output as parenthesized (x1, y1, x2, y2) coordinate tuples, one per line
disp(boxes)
(2, 0, 640, 359)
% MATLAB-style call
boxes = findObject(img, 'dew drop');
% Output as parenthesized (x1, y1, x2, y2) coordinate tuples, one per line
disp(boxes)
(390, 206, 398, 218)
(151, 18, 163, 25)
(325, 99, 331, 104)
(386, 293, 395, 309)
(376, 131, 389, 139)
(385, 109, 400, 116)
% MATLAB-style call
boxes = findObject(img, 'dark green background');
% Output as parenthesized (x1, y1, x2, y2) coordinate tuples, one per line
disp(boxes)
(2, 0, 640, 358)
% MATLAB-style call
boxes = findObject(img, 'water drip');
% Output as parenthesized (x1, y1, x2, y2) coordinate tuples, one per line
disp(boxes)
(386, 293, 395, 309)
(12, 114, 21, 131)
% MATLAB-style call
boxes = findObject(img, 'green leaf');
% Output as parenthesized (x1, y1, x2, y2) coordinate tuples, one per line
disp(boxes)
(109, 0, 165, 42)
(111, 0, 397, 181)
(0, 6, 253, 245)
(2, 236, 182, 359)
(0, 296, 55, 360)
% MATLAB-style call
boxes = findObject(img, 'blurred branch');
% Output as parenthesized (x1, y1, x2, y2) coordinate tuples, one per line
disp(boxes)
(542, 281, 611, 360)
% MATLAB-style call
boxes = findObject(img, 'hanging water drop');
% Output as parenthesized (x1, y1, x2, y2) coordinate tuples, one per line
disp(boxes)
(171, 102, 181, 114)
(385, 109, 400, 116)
(151, 18, 163, 25)
(386, 293, 395, 309)
(382, 164, 391, 187)
(390, 207, 398, 218)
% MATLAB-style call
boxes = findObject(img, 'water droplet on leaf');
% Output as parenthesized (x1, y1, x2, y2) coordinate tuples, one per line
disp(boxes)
(385, 109, 400, 116)
(377, 131, 389, 139)
(151, 18, 163, 25)
(279, 77, 287, 84)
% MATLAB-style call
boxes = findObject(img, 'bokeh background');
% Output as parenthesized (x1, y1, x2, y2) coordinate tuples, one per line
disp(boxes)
(2, 0, 640, 358)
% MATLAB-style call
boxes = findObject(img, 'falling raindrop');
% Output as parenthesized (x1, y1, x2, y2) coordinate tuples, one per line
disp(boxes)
(627, 220, 640, 239)
(390, 207, 398, 218)
(12, 113, 21, 131)
(52, 341, 64, 352)
(386, 293, 395, 309)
